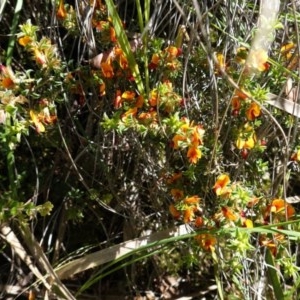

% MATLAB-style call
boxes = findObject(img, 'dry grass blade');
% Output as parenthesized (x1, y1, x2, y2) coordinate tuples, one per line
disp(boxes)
(56, 224, 190, 280)
(0, 224, 51, 290)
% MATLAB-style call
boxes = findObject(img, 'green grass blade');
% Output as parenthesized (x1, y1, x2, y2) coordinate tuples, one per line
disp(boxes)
(105, 0, 145, 96)
(265, 248, 284, 300)
(6, 0, 23, 65)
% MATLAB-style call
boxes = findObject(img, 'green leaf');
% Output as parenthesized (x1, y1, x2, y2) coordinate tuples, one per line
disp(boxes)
(265, 248, 284, 300)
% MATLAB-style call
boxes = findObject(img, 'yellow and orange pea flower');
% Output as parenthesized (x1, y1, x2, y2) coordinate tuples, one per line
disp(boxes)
(259, 233, 285, 257)
(172, 134, 186, 149)
(118, 54, 128, 69)
(187, 146, 202, 164)
(99, 82, 106, 96)
(280, 42, 297, 69)
(101, 61, 114, 78)
(235, 89, 251, 100)
(291, 149, 300, 162)
(18, 35, 32, 47)
(1, 77, 14, 89)
(121, 91, 135, 101)
(167, 172, 182, 185)
(170, 188, 184, 200)
(138, 110, 157, 124)
(93, 20, 108, 32)
(30, 109, 57, 133)
(213, 174, 230, 196)
(57, 0, 67, 20)
(221, 206, 238, 222)
(33, 48, 47, 66)
(169, 204, 181, 219)
(215, 53, 226, 73)
(241, 217, 253, 228)
(183, 206, 195, 223)
(148, 90, 158, 106)
(246, 102, 261, 121)
(121, 107, 138, 121)
(265, 199, 295, 221)
(236, 124, 256, 150)
(191, 126, 204, 146)
(114, 90, 122, 109)
(109, 27, 117, 43)
(195, 233, 217, 252)
(231, 97, 241, 111)
(0, 66, 15, 89)
(149, 53, 160, 69)
(165, 46, 182, 59)
(184, 195, 200, 205)
(135, 95, 144, 108)
(194, 216, 204, 228)
(281, 42, 295, 57)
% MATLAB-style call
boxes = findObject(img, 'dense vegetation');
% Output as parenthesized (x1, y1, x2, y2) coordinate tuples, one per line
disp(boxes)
(1, 0, 300, 299)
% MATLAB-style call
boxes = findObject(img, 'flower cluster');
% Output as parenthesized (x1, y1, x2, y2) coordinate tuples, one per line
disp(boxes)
(18, 21, 61, 70)
(149, 45, 182, 74)
(171, 117, 205, 164)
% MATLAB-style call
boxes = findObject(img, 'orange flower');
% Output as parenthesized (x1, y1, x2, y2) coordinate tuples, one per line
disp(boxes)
(187, 146, 202, 164)
(246, 102, 261, 121)
(118, 54, 128, 69)
(122, 107, 137, 120)
(169, 204, 181, 219)
(194, 216, 204, 228)
(234, 89, 250, 100)
(184, 195, 200, 205)
(149, 90, 158, 106)
(246, 197, 260, 208)
(216, 53, 226, 72)
(236, 135, 255, 150)
(195, 234, 217, 252)
(241, 218, 253, 228)
(30, 110, 45, 133)
(18, 35, 32, 47)
(138, 110, 157, 124)
(110, 27, 117, 43)
(149, 53, 160, 69)
(167, 172, 182, 184)
(236, 124, 256, 150)
(266, 199, 295, 219)
(213, 174, 230, 196)
(1, 77, 14, 89)
(122, 91, 136, 101)
(99, 82, 106, 96)
(170, 189, 184, 200)
(183, 207, 194, 223)
(135, 95, 144, 108)
(33, 49, 47, 66)
(191, 126, 204, 146)
(221, 206, 238, 222)
(291, 149, 300, 162)
(101, 62, 114, 78)
(151, 53, 160, 65)
(57, 0, 67, 20)
(172, 134, 186, 149)
(165, 46, 181, 58)
(114, 90, 122, 109)
(231, 97, 241, 110)
(259, 235, 278, 256)
(280, 42, 295, 58)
